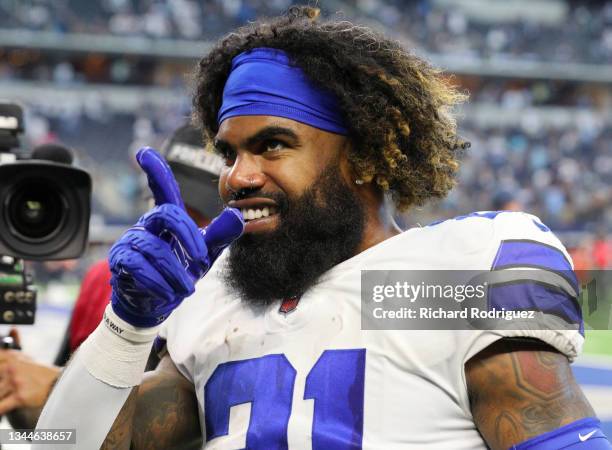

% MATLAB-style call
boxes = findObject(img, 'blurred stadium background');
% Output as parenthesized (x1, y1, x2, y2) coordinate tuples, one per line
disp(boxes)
(0, 0, 610, 444)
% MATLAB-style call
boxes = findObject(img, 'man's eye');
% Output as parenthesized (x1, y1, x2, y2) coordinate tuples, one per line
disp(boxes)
(215, 147, 236, 166)
(264, 140, 286, 153)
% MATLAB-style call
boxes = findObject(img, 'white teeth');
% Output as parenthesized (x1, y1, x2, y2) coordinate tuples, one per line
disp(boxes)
(240, 206, 277, 221)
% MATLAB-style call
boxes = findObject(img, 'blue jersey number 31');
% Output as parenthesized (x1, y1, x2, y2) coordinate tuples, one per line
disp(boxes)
(205, 349, 366, 449)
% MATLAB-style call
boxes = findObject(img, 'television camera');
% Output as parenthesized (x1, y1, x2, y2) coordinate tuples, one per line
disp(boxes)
(0, 102, 91, 326)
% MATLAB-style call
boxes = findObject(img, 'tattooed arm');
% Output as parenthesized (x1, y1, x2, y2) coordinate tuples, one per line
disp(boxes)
(466, 338, 595, 450)
(100, 353, 201, 450)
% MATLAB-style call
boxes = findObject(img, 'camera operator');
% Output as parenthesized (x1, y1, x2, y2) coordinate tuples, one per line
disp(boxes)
(0, 122, 224, 430)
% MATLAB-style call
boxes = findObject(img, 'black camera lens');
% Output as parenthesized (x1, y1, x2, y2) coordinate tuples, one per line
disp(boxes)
(0, 161, 91, 260)
(6, 181, 67, 241)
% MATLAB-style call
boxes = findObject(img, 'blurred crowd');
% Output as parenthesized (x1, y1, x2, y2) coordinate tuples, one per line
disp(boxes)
(463, 77, 603, 109)
(0, 51, 178, 87)
(429, 121, 611, 232)
(0, 0, 292, 39)
(353, 0, 612, 65)
(0, 0, 611, 64)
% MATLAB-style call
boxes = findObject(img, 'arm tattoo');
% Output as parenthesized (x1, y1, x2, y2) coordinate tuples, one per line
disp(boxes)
(131, 371, 201, 450)
(99, 355, 200, 450)
(466, 338, 595, 450)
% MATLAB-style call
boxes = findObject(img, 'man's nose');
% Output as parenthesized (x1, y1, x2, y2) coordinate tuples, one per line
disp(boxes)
(225, 153, 266, 194)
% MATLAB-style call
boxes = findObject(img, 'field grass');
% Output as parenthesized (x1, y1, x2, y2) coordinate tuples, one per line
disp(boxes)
(583, 331, 612, 357)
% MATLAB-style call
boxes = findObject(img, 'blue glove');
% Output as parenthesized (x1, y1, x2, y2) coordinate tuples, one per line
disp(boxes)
(108, 147, 244, 328)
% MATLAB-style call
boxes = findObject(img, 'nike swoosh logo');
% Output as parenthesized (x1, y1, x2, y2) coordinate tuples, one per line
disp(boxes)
(579, 430, 597, 442)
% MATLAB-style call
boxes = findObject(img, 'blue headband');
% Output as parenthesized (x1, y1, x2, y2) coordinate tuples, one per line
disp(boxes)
(217, 47, 348, 135)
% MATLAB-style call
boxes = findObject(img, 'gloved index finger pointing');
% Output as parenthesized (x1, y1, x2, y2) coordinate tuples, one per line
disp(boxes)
(203, 207, 244, 263)
(136, 147, 186, 210)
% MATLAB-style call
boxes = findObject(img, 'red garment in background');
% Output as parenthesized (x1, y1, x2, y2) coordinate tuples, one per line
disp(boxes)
(593, 239, 611, 269)
(69, 259, 112, 352)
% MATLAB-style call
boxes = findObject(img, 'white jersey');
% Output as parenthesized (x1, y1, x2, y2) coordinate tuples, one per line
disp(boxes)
(160, 211, 583, 449)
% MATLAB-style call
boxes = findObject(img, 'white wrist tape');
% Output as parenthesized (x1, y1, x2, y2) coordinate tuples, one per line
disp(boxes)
(79, 304, 160, 388)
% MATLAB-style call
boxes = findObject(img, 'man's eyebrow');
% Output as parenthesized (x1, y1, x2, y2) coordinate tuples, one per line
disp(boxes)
(212, 137, 233, 155)
(244, 126, 300, 148)
(214, 126, 300, 154)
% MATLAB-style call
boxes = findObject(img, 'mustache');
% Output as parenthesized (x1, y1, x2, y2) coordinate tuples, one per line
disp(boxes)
(227, 188, 288, 210)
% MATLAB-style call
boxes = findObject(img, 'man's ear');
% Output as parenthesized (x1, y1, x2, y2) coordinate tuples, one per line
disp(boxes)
(338, 140, 386, 213)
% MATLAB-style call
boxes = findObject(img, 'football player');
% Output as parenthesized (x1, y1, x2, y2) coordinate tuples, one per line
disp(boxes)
(36, 7, 610, 450)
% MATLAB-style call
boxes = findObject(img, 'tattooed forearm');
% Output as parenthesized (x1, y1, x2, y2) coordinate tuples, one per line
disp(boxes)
(132, 370, 201, 450)
(98, 355, 200, 450)
(466, 338, 595, 450)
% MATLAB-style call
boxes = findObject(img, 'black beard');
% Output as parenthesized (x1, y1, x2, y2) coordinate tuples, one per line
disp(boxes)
(224, 164, 365, 307)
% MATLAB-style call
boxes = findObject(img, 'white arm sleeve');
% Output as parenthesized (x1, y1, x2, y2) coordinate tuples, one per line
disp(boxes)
(34, 305, 160, 450)
(33, 355, 132, 450)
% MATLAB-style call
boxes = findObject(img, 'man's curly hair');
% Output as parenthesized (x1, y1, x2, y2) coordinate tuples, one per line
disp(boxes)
(193, 6, 467, 211)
